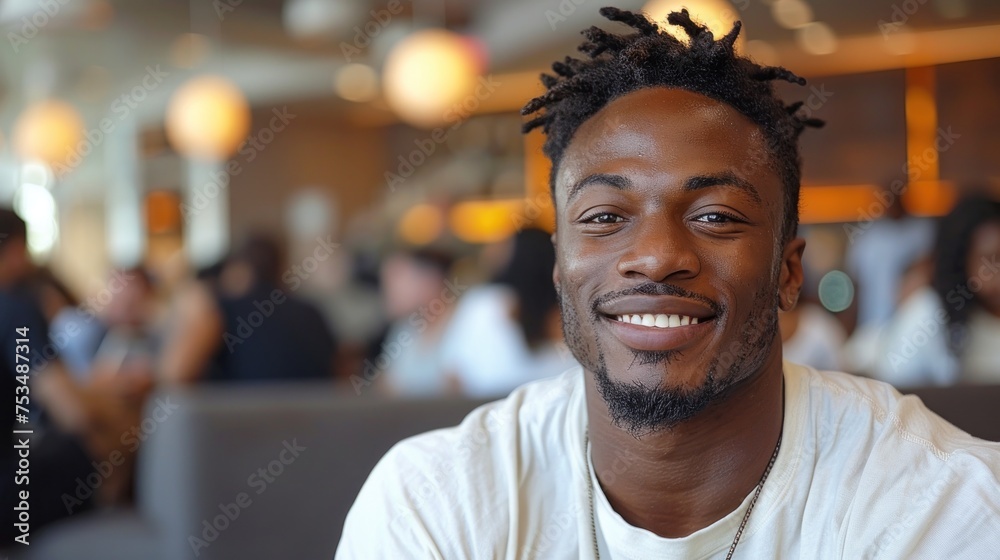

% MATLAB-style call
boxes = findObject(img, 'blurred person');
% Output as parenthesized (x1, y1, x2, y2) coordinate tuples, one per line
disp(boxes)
(862, 195, 1000, 386)
(446, 228, 578, 397)
(52, 268, 159, 385)
(845, 182, 934, 328)
(160, 234, 338, 383)
(370, 248, 462, 396)
(339, 10, 1000, 559)
(23, 267, 80, 324)
(840, 256, 936, 378)
(0, 209, 137, 544)
(779, 301, 846, 371)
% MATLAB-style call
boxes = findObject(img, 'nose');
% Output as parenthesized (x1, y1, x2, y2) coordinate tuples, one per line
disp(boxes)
(616, 216, 700, 282)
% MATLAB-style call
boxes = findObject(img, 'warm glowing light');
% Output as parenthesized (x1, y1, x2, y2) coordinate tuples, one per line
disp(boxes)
(796, 21, 838, 55)
(642, 0, 743, 49)
(882, 24, 917, 56)
(746, 39, 779, 66)
(146, 191, 182, 235)
(770, 0, 812, 29)
(166, 75, 251, 160)
(12, 100, 84, 167)
(335, 63, 379, 103)
(383, 29, 481, 128)
(398, 203, 445, 246)
(449, 200, 522, 244)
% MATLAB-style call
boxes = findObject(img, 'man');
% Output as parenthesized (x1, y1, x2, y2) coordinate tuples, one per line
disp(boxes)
(160, 234, 338, 383)
(0, 208, 109, 544)
(337, 9, 1000, 559)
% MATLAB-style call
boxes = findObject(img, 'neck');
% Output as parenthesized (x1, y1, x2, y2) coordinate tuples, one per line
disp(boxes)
(585, 349, 784, 538)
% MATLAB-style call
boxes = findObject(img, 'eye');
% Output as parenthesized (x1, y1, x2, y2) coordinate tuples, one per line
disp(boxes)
(694, 211, 743, 224)
(581, 212, 625, 224)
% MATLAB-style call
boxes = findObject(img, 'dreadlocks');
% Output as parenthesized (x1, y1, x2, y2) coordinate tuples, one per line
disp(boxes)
(521, 7, 823, 241)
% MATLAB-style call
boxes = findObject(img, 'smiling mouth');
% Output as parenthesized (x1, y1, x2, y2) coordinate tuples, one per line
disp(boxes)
(612, 313, 701, 328)
(601, 312, 716, 352)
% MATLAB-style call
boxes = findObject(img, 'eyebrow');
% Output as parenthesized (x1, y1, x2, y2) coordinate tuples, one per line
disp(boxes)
(565, 170, 762, 205)
(684, 171, 762, 204)
(565, 173, 633, 204)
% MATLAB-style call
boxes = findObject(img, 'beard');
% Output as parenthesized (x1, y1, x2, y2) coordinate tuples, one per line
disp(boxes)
(559, 280, 779, 438)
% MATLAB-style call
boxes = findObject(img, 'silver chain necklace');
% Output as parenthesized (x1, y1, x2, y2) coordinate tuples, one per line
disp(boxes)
(584, 430, 783, 559)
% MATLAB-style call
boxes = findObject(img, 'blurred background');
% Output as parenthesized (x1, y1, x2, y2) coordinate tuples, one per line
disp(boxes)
(1, 0, 999, 558)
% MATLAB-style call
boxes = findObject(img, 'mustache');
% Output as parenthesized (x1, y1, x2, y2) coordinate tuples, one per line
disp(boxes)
(590, 282, 723, 318)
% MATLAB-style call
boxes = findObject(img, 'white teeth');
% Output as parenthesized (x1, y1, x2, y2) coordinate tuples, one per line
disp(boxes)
(615, 314, 703, 329)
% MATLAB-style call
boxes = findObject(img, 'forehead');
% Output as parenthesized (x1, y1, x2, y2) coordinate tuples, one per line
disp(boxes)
(555, 87, 778, 197)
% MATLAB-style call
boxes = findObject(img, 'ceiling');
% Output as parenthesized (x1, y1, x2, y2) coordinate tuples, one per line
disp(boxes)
(1, 0, 999, 132)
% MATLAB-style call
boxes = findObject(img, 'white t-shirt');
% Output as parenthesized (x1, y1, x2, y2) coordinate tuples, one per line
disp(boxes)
(337, 363, 1000, 559)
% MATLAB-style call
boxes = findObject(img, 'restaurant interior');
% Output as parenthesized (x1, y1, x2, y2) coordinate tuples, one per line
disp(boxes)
(0, 0, 998, 558)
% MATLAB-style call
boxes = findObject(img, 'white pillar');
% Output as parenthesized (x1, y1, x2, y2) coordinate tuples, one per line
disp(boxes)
(105, 117, 145, 267)
(183, 159, 229, 268)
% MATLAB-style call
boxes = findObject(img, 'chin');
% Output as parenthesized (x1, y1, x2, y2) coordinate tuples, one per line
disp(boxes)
(611, 351, 717, 391)
(592, 354, 725, 436)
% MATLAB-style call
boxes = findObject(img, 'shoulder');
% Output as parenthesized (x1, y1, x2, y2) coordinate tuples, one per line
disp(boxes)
(790, 364, 1000, 558)
(797, 364, 995, 458)
(338, 369, 585, 558)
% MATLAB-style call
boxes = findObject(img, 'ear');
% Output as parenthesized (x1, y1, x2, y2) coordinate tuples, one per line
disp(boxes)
(778, 237, 806, 311)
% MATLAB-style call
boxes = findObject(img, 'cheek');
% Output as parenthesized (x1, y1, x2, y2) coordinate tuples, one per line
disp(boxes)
(701, 243, 776, 313)
(557, 250, 599, 302)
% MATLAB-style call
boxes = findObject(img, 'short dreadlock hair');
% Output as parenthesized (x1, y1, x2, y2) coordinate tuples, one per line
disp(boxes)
(522, 7, 823, 241)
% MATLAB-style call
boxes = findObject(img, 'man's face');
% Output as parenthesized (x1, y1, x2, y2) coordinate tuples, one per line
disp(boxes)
(0, 235, 31, 285)
(553, 87, 804, 435)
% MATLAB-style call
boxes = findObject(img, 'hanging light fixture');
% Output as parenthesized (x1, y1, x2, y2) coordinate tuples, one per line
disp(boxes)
(383, 29, 481, 128)
(12, 100, 84, 168)
(165, 75, 251, 160)
(642, 0, 744, 49)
